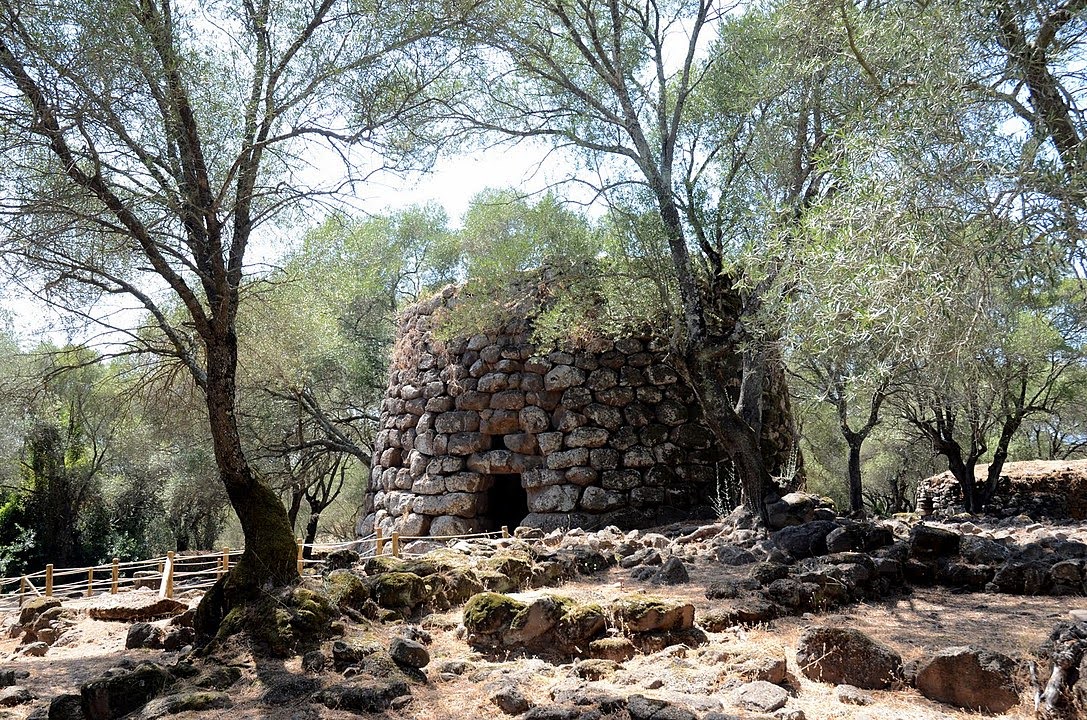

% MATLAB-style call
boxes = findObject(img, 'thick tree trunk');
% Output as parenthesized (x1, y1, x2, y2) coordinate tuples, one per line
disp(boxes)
(204, 335, 298, 597)
(982, 416, 1021, 512)
(689, 350, 774, 524)
(945, 450, 979, 513)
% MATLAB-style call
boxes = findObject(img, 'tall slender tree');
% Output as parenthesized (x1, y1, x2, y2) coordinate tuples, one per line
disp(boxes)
(0, 0, 468, 610)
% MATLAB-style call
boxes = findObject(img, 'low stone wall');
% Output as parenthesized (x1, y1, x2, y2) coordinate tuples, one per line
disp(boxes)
(917, 460, 1087, 519)
(359, 285, 798, 538)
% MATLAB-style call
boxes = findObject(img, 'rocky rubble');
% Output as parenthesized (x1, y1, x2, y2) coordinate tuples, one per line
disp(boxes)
(8, 506, 1087, 719)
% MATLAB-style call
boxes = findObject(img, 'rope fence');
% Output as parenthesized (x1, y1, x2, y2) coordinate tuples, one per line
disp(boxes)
(0, 524, 518, 611)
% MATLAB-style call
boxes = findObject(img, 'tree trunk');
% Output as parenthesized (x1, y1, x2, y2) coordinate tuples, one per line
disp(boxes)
(983, 415, 1022, 511)
(689, 350, 774, 524)
(945, 449, 979, 513)
(846, 436, 864, 514)
(204, 335, 298, 597)
(656, 192, 779, 523)
(303, 512, 320, 560)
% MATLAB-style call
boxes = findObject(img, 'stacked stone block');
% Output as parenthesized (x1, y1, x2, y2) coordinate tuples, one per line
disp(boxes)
(360, 285, 793, 538)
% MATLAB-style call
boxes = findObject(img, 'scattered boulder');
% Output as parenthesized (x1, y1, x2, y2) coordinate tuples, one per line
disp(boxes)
(909, 525, 960, 560)
(20, 598, 61, 626)
(85, 593, 186, 622)
(48, 694, 85, 720)
(654, 557, 689, 585)
(731, 681, 788, 712)
(796, 627, 901, 689)
(315, 679, 410, 712)
(138, 691, 232, 717)
(627, 694, 697, 720)
(0, 686, 33, 707)
(772, 521, 838, 559)
(589, 637, 636, 662)
(389, 637, 430, 669)
(836, 684, 874, 706)
(81, 663, 172, 720)
(491, 685, 531, 715)
(913, 646, 1020, 713)
(612, 598, 693, 633)
(126, 623, 163, 650)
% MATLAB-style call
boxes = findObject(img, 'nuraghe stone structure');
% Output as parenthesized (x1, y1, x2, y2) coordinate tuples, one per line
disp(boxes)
(359, 285, 798, 538)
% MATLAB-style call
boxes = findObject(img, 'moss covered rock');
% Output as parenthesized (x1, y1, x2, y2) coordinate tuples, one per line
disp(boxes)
(553, 600, 607, 652)
(612, 598, 694, 633)
(432, 567, 484, 609)
(463, 592, 526, 635)
(366, 572, 430, 610)
(482, 552, 535, 588)
(326, 570, 370, 610)
(215, 585, 337, 657)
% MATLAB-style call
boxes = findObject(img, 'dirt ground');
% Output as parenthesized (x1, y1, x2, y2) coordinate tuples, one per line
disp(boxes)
(1, 537, 1082, 720)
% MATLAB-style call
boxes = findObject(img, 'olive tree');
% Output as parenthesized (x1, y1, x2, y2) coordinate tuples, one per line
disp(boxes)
(0, 0, 469, 612)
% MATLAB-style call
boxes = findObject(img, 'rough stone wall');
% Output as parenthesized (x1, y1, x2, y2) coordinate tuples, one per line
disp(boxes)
(917, 460, 1087, 519)
(359, 285, 798, 538)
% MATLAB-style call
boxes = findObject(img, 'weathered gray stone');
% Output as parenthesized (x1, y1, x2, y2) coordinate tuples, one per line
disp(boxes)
(731, 681, 787, 712)
(519, 406, 550, 433)
(480, 409, 521, 435)
(447, 432, 488, 455)
(544, 365, 586, 391)
(389, 637, 430, 668)
(546, 448, 590, 470)
(412, 492, 485, 518)
(430, 515, 482, 536)
(445, 472, 491, 493)
(527, 485, 580, 513)
(581, 486, 626, 512)
(434, 411, 479, 434)
(566, 427, 609, 448)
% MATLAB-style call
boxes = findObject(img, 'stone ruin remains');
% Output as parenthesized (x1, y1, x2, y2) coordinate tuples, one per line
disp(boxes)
(917, 459, 1087, 520)
(359, 284, 799, 539)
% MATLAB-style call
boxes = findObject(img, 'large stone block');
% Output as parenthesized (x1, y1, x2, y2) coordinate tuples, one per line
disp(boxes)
(445, 472, 492, 493)
(544, 365, 585, 390)
(581, 486, 626, 512)
(434, 411, 479, 434)
(546, 448, 589, 470)
(490, 390, 526, 410)
(480, 409, 521, 435)
(523, 469, 566, 488)
(412, 492, 486, 518)
(430, 515, 484, 536)
(519, 406, 550, 433)
(447, 432, 489, 456)
(527, 484, 580, 513)
(566, 427, 609, 448)
(602, 469, 641, 490)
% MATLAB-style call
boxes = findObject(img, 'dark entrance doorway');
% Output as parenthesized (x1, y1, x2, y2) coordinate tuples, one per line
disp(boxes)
(487, 473, 528, 530)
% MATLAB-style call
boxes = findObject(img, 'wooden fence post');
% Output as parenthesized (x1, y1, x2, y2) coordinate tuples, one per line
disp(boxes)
(391, 532, 400, 558)
(111, 558, 120, 594)
(19, 576, 25, 606)
(45, 564, 53, 597)
(159, 552, 175, 599)
(296, 538, 304, 575)
(220, 547, 230, 577)
(376, 528, 385, 556)
(86, 568, 94, 597)
(502, 525, 510, 539)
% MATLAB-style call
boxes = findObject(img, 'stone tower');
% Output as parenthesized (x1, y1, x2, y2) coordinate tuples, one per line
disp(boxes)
(359, 285, 798, 538)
